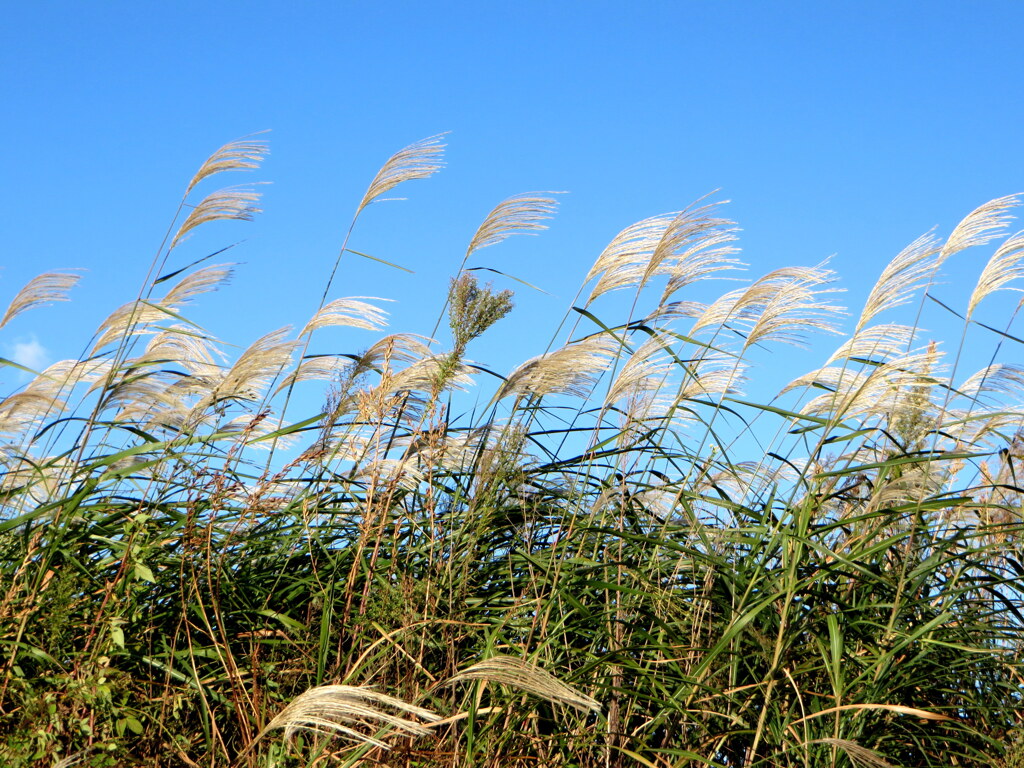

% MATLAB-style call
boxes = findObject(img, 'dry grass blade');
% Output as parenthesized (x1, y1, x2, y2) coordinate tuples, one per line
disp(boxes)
(967, 231, 1024, 320)
(465, 193, 560, 258)
(856, 232, 941, 331)
(792, 703, 953, 723)
(498, 334, 620, 400)
(806, 738, 894, 768)
(301, 297, 390, 336)
(357, 133, 446, 214)
(1, 272, 80, 329)
(186, 135, 268, 195)
(170, 186, 262, 250)
(941, 193, 1019, 261)
(447, 655, 601, 714)
(256, 684, 440, 750)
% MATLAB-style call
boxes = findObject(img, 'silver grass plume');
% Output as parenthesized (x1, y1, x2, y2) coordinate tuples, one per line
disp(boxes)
(966, 230, 1024, 320)
(940, 194, 1019, 261)
(384, 353, 474, 395)
(256, 684, 440, 750)
(796, 348, 944, 422)
(103, 372, 188, 424)
(445, 655, 600, 714)
(1, 272, 80, 330)
(825, 323, 917, 365)
(0, 390, 68, 439)
(0, 453, 75, 507)
(357, 134, 446, 215)
(94, 270, 232, 353)
(677, 356, 746, 400)
(604, 333, 675, 406)
(644, 300, 707, 324)
(301, 297, 390, 336)
(659, 229, 742, 304)
(585, 213, 678, 302)
(465, 193, 560, 258)
(217, 413, 296, 449)
(160, 264, 234, 306)
(185, 135, 268, 195)
(584, 201, 741, 304)
(742, 264, 844, 349)
(805, 739, 894, 768)
(141, 326, 225, 377)
(0, 358, 110, 438)
(709, 461, 794, 503)
(92, 301, 178, 353)
(406, 426, 493, 472)
(200, 328, 299, 405)
(855, 233, 941, 331)
(352, 458, 425, 491)
(355, 334, 434, 372)
(690, 265, 843, 348)
(170, 186, 263, 250)
(274, 355, 351, 393)
(498, 334, 620, 400)
(959, 409, 1024, 446)
(645, 201, 740, 290)
(958, 363, 1024, 405)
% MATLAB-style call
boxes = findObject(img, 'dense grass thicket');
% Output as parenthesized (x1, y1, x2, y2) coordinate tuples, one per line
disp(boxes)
(1, 135, 1022, 768)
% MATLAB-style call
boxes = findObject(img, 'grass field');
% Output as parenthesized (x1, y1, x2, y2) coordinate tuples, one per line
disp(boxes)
(1, 135, 1022, 767)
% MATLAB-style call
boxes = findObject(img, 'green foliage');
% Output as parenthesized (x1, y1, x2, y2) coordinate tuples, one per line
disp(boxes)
(0, 135, 1022, 767)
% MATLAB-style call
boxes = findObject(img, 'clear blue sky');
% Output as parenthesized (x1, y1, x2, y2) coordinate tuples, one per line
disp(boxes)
(2, 2, 1023, 426)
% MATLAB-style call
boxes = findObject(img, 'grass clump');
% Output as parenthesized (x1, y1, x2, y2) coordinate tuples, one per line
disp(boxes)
(0, 134, 1022, 768)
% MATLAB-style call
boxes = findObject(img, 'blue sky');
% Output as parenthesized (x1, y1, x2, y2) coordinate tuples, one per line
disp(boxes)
(2, 2, 1023, 434)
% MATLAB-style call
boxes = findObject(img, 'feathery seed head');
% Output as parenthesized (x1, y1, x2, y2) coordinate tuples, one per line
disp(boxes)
(259, 685, 439, 749)
(967, 230, 1024, 320)
(856, 233, 941, 331)
(465, 193, 560, 258)
(301, 297, 390, 336)
(446, 655, 600, 714)
(940, 193, 1019, 262)
(170, 186, 263, 251)
(498, 334, 621, 400)
(186, 135, 268, 195)
(1, 272, 81, 330)
(161, 264, 234, 306)
(358, 133, 446, 214)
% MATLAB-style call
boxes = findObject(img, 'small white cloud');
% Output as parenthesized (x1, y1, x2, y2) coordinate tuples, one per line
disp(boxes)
(7, 335, 50, 374)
